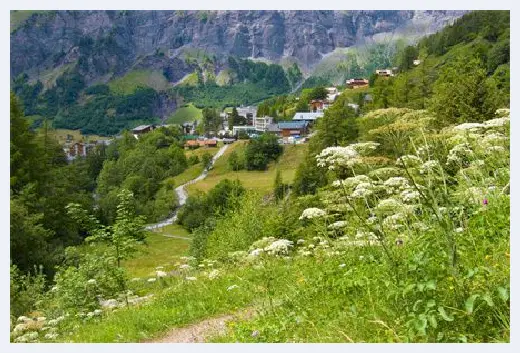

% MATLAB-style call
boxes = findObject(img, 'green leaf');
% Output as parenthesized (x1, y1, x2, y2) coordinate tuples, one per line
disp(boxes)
(427, 299, 436, 308)
(465, 294, 480, 315)
(425, 279, 436, 291)
(497, 287, 509, 301)
(482, 293, 494, 307)
(428, 314, 438, 329)
(438, 306, 454, 321)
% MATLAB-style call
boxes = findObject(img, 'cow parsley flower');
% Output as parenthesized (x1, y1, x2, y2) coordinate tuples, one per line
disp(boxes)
(316, 146, 361, 169)
(328, 220, 348, 230)
(396, 155, 422, 167)
(185, 277, 197, 281)
(349, 142, 380, 154)
(376, 198, 404, 212)
(383, 213, 407, 230)
(208, 270, 220, 280)
(299, 208, 326, 220)
(147, 278, 157, 283)
(484, 117, 510, 127)
(383, 177, 410, 192)
(351, 182, 374, 198)
(86, 279, 96, 285)
(156, 270, 167, 278)
(486, 145, 506, 153)
(419, 160, 441, 174)
(447, 143, 473, 165)
(250, 248, 264, 257)
(227, 285, 239, 291)
(265, 239, 294, 256)
(179, 264, 192, 270)
(400, 188, 420, 203)
(452, 123, 485, 131)
(296, 239, 305, 245)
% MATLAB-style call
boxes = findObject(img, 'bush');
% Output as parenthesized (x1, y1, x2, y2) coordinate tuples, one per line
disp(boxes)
(244, 134, 283, 170)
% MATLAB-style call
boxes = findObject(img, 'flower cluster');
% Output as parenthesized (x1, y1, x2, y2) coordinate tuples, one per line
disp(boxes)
(264, 239, 294, 256)
(328, 220, 348, 230)
(396, 155, 422, 168)
(452, 123, 485, 131)
(316, 146, 360, 170)
(299, 208, 326, 220)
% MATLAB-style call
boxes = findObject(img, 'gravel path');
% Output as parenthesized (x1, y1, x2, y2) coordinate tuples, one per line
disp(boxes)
(144, 144, 229, 231)
(150, 308, 255, 343)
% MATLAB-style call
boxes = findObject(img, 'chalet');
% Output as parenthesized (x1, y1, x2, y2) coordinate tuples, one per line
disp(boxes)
(132, 124, 156, 135)
(375, 69, 395, 77)
(203, 139, 218, 147)
(266, 123, 282, 136)
(346, 78, 369, 89)
(292, 112, 324, 123)
(185, 140, 200, 149)
(309, 100, 325, 112)
(277, 121, 309, 137)
(67, 142, 95, 160)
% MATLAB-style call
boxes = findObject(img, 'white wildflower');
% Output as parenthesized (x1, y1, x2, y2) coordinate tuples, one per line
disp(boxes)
(376, 198, 404, 213)
(383, 177, 410, 193)
(367, 216, 377, 224)
(86, 279, 96, 285)
(179, 264, 192, 270)
(484, 117, 510, 127)
(351, 182, 374, 198)
(383, 213, 407, 230)
(400, 188, 420, 203)
(156, 270, 167, 278)
(359, 255, 365, 260)
(308, 244, 315, 249)
(198, 264, 205, 268)
(185, 277, 197, 281)
(250, 248, 264, 257)
(46, 319, 58, 327)
(369, 167, 401, 180)
(447, 143, 473, 165)
(44, 333, 59, 340)
(227, 285, 239, 291)
(296, 239, 305, 245)
(250, 237, 277, 249)
(155, 266, 164, 270)
(420, 160, 441, 174)
(131, 277, 141, 282)
(299, 208, 326, 220)
(17, 316, 29, 323)
(339, 263, 346, 268)
(396, 155, 422, 167)
(37, 317, 46, 322)
(265, 239, 294, 256)
(208, 270, 220, 280)
(455, 227, 464, 233)
(452, 123, 485, 131)
(316, 146, 361, 169)
(483, 132, 508, 144)
(13, 324, 26, 332)
(328, 221, 348, 230)
(486, 145, 506, 153)
(147, 278, 157, 283)
(93, 309, 103, 316)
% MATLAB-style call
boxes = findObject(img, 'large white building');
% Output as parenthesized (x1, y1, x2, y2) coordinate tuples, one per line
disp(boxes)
(254, 116, 274, 132)
(292, 112, 324, 122)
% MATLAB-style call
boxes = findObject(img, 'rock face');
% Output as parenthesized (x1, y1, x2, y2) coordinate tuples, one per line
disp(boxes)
(11, 10, 466, 82)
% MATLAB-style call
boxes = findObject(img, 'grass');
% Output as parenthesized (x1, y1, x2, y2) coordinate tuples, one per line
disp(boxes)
(178, 72, 199, 87)
(166, 103, 203, 125)
(122, 227, 191, 278)
(108, 70, 170, 95)
(46, 128, 107, 144)
(10, 10, 45, 32)
(186, 141, 308, 194)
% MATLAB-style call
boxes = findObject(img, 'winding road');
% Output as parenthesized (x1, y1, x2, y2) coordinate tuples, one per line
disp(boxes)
(144, 144, 229, 231)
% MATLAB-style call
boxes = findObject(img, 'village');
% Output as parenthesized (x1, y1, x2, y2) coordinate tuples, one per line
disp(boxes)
(62, 66, 408, 160)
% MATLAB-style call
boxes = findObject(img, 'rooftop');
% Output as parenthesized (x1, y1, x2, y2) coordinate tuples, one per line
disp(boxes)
(292, 112, 324, 121)
(278, 121, 309, 130)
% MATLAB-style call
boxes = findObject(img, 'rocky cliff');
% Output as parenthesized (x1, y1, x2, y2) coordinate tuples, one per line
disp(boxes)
(11, 10, 466, 83)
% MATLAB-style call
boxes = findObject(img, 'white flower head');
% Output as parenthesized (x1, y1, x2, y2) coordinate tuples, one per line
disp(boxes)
(265, 239, 294, 256)
(86, 279, 96, 285)
(328, 220, 348, 230)
(396, 155, 422, 168)
(452, 123, 485, 131)
(299, 208, 326, 220)
(208, 270, 220, 280)
(185, 276, 197, 281)
(147, 278, 157, 283)
(316, 146, 361, 169)
(227, 285, 239, 291)
(156, 270, 167, 278)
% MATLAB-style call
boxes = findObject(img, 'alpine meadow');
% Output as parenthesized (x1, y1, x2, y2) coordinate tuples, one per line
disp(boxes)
(10, 10, 510, 344)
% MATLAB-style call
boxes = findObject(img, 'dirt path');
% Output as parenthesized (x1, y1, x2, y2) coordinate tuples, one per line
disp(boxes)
(150, 308, 255, 343)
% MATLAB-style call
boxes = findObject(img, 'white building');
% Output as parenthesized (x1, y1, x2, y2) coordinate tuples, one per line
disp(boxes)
(254, 116, 274, 132)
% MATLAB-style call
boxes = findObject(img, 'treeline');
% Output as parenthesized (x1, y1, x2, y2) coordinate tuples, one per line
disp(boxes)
(367, 10, 509, 125)
(12, 72, 162, 135)
(10, 93, 103, 278)
(95, 126, 188, 224)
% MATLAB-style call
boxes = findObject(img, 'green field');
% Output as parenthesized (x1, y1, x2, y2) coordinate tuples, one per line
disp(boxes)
(10, 10, 45, 32)
(47, 128, 107, 144)
(167, 103, 203, 125)
(187, 141, 307, 194)
(108, 70, 171, 95)
(123, 226, 191, 278)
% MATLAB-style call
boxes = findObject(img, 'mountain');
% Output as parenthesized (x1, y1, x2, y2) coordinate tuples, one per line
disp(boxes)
(10, 10, 466, 135)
